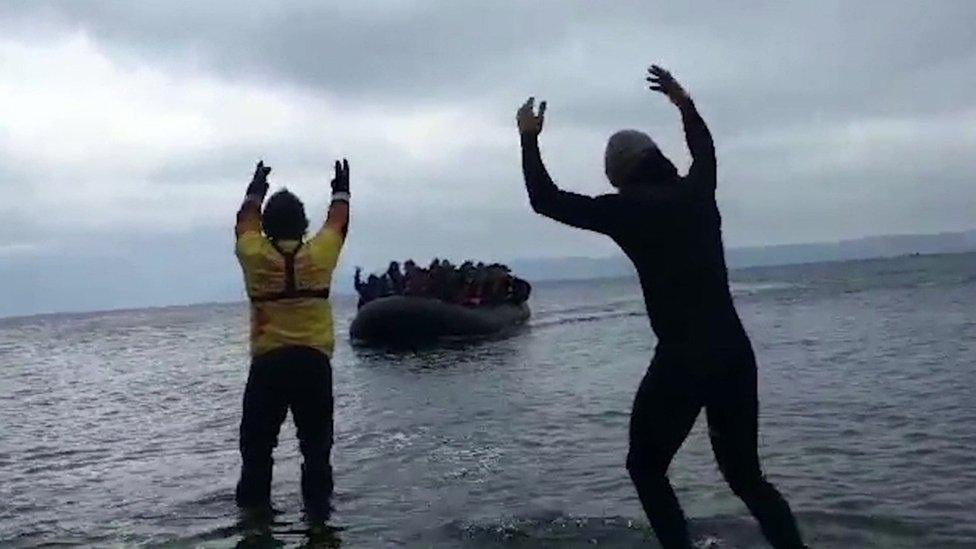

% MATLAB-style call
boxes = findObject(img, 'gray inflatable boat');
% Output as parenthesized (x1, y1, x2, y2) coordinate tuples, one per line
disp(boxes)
(349, 296, 530, 344)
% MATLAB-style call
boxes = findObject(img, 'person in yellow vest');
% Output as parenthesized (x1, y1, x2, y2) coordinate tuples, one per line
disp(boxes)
(233, 159, 350, 516)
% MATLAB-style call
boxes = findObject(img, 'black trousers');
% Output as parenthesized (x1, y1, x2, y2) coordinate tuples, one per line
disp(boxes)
(236, 346, 334, 510)
(626, 345, 806, 549)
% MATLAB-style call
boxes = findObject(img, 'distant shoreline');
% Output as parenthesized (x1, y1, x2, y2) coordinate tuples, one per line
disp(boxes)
(516, 250, 973, 285)
(3, 249, 973, 323)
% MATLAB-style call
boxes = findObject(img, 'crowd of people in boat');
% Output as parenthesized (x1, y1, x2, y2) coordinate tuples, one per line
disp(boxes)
(354, 259, 531, 309)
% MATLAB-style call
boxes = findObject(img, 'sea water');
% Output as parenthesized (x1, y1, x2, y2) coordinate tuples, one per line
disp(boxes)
(1, 253, 974, 547)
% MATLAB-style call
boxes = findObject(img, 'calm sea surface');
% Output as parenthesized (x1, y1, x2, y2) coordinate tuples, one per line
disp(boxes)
(1, 253, 974, 548)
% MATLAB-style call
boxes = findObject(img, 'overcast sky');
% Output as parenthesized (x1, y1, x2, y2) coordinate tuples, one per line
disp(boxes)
(1, 1, 974, 316)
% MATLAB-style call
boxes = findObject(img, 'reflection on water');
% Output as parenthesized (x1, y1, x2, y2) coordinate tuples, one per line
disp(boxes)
(229, 509, 343, 549)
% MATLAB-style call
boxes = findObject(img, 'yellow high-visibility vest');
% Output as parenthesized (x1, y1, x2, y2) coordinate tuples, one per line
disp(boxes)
(235, 227, 344, 358)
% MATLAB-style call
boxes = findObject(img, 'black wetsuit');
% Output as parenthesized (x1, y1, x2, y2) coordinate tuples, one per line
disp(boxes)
(520, 99, 805, 549)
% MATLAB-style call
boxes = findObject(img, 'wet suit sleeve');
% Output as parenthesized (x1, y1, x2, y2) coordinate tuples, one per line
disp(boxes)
(521, 133, 617, 234)
(678, 98, 716, 191)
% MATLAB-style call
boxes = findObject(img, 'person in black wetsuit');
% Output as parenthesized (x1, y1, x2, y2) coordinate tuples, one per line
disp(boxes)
(517, 65, 807, 549)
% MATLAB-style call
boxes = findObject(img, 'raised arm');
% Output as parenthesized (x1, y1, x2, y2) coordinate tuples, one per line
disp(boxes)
(354, 266, 364, 291)
(324, 159, 350, 238)
(647, 65, 716, 188)
(303, 158, 351, 273)
(517, 98, 616, 234)
(235, 161, 271, 238)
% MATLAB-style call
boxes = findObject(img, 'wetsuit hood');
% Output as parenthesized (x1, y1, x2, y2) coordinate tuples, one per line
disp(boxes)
(605, 130, 657, 188)
(605, 129, 679, 189)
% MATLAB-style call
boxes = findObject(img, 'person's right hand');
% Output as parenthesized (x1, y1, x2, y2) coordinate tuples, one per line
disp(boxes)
(246, 160, 272, 197)
(517, 97, 547, 136)
(252, 160, 271, 185)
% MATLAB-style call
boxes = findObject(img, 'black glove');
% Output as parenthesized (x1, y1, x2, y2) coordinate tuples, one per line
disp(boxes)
(331, 159, 350, 198)
(246, 160, 272, 198)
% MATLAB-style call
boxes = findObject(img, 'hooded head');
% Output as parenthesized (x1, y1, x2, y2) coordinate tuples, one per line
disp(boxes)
(604, 129, 678, 188)
(262, 189, 308, 241)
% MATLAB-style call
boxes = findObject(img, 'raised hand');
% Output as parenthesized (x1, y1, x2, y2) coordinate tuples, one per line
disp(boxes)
(331, 158, 350, 194)
(253, 160, 271, 183)
(647, 65, 689, 105)
(246, 160, 272, 198)
(517, 97, 547, 136)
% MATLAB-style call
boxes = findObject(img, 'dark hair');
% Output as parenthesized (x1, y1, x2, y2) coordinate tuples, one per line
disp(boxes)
(262, 189, 308, 241)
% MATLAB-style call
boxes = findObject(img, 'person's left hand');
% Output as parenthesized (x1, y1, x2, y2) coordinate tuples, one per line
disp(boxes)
(331, 159, 350, 194)
(517, 97, 547, 136)
(647, 65, 689, 105)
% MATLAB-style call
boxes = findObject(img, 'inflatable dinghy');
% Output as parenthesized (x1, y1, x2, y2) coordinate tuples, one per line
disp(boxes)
(350, 296, 530, 344)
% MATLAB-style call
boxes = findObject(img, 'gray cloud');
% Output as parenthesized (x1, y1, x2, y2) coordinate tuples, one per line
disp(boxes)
(9, 2, 974, 116)
(1, 1, 974, 316)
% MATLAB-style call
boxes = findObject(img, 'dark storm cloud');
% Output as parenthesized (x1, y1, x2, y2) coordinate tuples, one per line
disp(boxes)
(1, 1, 567, 102)
(8, 1, 975, 118)
(1, 1, 974, 316)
